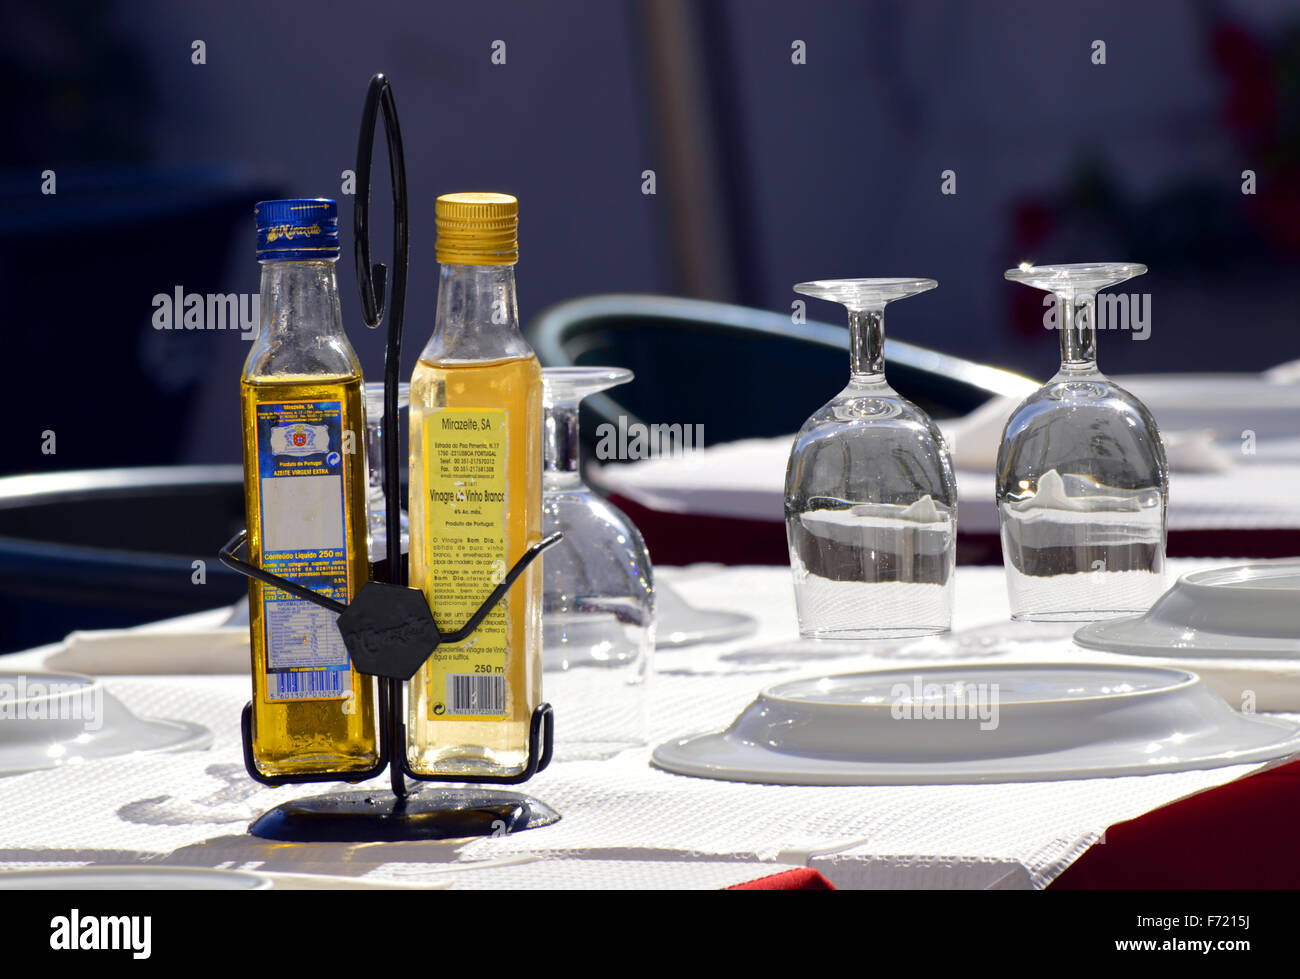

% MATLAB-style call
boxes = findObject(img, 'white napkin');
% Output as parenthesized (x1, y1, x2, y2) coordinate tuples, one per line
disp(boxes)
(591, 435, 790, 521)
(1264, 358, 1300, 383)
(41, 608, 248, 676)
(938, 396, 1234, 474)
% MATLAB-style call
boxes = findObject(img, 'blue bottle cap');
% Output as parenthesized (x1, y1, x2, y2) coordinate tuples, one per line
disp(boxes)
(254, 199, 340, 261)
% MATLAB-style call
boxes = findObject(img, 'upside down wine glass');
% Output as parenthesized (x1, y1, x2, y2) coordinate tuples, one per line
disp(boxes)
(541, 367, 653, 751)
(785, 279, 957, 639)
(362, 381, 410, 564)
(997, 263, 1168, 620)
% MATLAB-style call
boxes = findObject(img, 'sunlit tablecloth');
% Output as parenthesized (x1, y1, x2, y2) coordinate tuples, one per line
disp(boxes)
(1, 560, 1293, 889)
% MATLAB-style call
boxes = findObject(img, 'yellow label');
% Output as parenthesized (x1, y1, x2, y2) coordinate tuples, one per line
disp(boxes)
(423, 408, 509, 719)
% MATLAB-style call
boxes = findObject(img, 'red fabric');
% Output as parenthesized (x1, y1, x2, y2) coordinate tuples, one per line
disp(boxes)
(728, 763, 1300, 890)
(1050, 758, 1300, 889)
(608, 494, 787, 566)
(726, 868, 836, 890)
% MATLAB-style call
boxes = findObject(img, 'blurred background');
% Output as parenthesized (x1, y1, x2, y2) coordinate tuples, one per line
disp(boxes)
(2, 0, 1298, 647)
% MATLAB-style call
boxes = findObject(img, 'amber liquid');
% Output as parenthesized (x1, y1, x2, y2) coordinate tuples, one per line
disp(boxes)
(408, 355, 543, 776)
(239, 373, 378, 775)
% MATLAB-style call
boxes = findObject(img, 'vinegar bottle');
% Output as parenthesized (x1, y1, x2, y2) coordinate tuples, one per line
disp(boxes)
(408, 192, 543, 777)
(239, 198, 378, 776)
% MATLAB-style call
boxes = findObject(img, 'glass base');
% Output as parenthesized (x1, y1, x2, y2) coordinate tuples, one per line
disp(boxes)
(1010, 608, 1147, 623)
(252, 750, 380, 779)
(552, 740, 644, 763)
(1003, 564, 1167, 624)
(405, 748, 528, 779)
(799, 625, 950, 641)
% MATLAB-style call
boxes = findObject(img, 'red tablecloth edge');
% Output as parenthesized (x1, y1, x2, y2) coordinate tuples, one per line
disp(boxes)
(726, 868, 836, 890)
(723, 761, 1300, 890)
(1050, 756, 1300, 889)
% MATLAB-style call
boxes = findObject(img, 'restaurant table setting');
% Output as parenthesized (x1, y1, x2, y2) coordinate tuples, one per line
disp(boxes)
(4, 33, 1299, 903)
(7, 251, 1300, 889)
(3, 557, 1297, 890)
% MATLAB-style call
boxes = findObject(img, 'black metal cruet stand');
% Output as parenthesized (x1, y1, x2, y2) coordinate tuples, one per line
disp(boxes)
(218, 74, 560, 842)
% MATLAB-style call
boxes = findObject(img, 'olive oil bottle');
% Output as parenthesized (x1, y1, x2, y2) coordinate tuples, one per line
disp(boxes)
(240, 199, 378, 776)
(408, 193, 543, 777)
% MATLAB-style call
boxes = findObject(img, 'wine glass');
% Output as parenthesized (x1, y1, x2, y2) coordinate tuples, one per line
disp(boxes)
(786, 278, 956, 639)
(542, 367, 653, 752)
(362, 381, 409, 564)
(997, 263, 1168, 620)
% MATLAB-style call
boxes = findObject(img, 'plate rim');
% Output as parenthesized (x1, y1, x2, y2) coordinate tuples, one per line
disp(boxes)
(1074, 615, 1300, 659)
(0, 716, 213, 777)
(650, 716, 1300, 785)
(759, 662, 1200, 709)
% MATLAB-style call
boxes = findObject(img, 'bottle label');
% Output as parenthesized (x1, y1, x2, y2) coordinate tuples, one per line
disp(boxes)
(422, 408, 509, 720)
(254, 398, 355, 702)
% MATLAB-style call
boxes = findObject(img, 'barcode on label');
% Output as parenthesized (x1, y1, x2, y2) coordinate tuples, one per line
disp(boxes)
(447, 673, 506, 716)
(272, 667, 346, 701)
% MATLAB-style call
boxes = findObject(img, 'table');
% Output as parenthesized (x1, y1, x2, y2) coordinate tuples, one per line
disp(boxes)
(1, 561, 1294, 889)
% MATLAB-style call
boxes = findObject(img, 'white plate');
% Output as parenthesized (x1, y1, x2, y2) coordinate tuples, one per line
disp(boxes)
(651, 664, 1300, 785)
(0, 671, 212, 776)
(0, 866, 268, 889)
(1075, 563, 1300, 659)
(655, 582, 758, 648)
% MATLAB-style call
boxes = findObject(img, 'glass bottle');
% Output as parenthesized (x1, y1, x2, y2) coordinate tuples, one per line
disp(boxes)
(239, 198, 378, 776)
(407, 193, 543, 777)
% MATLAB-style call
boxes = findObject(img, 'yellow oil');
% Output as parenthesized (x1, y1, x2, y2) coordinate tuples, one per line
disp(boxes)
(239, 373, 378, 776)
(408, 355, 543, 776)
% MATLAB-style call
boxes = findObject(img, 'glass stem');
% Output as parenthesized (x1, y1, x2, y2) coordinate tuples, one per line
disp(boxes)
(366, 417, 386, 504)
(848, 307, 886, 380)
(1057, 290, 1098, 371)
(545, 401, 580, 474)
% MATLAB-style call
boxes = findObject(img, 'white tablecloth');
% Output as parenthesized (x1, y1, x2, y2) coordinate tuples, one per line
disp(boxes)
(595, 437, 1300, 533)
(594, 373, 1300, 533)
(1, 560, 1294, 889)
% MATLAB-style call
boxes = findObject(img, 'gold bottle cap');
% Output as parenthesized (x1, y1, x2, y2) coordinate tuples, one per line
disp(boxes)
(435, 192, 518, 266)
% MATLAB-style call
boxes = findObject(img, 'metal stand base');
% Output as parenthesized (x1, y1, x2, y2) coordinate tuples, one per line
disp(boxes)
(248, 787, 561, 842)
